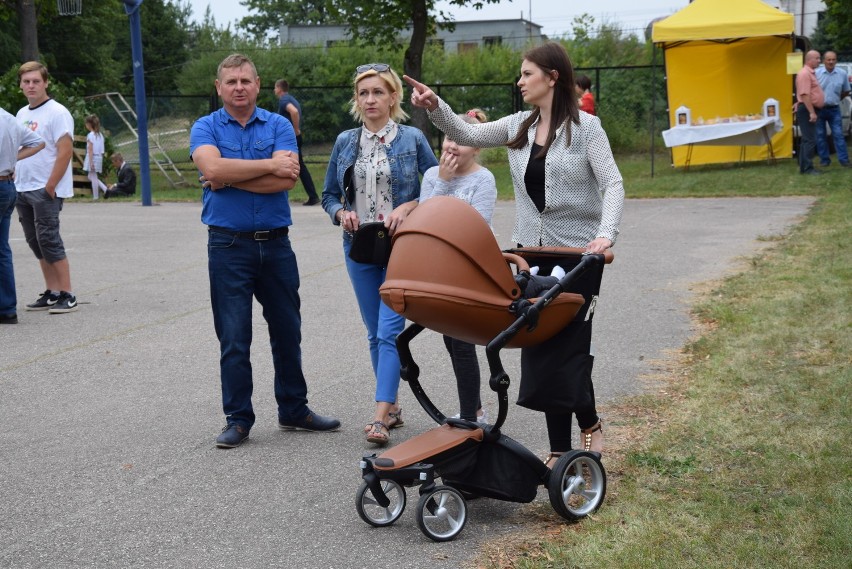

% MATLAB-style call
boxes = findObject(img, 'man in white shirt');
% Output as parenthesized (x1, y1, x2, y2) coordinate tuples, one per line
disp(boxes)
(15, 61, 78, 314)
(0, 107, 45, 324)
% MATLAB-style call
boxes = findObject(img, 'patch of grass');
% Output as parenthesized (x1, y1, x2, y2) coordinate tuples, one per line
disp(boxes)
(475, 183, 851, 567)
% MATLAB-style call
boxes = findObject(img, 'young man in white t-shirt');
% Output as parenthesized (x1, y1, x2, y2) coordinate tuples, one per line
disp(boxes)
(15, 61, 78, 314)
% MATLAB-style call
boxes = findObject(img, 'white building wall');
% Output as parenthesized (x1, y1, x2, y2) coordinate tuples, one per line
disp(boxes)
(765, 0, 826, 38)
(280, 20, 544, 51)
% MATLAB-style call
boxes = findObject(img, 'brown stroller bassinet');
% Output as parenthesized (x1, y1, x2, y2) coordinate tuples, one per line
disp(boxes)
(357, 197, 612, 542)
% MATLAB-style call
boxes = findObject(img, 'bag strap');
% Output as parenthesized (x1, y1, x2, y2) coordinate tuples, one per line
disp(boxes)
(342, 129, 362, 211)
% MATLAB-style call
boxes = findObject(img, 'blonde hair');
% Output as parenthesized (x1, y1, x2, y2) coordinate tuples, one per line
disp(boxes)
(459, 108, 488, 125)
(18, 61, 49, 81)
(349, 67, 408, 123)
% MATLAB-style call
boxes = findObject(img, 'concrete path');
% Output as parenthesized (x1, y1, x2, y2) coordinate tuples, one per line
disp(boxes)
(0, 196, 812, 568)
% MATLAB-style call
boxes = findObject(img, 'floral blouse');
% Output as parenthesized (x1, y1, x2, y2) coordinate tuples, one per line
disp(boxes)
(353, 120, 397, 223)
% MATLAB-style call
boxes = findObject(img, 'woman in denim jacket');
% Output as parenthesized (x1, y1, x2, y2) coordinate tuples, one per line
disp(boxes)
(322, 63, 437, 446)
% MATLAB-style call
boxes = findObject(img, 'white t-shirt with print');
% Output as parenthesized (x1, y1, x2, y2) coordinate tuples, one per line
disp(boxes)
(15, 98, 75, 198)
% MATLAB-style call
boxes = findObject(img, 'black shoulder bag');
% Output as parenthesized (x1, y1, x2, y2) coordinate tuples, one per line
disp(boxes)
(342, 137, 393, 266)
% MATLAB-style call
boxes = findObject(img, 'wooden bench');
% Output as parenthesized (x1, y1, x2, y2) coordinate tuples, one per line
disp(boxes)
(72, 134, 91, 195)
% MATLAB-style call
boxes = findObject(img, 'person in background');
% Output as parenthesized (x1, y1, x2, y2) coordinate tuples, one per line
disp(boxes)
(419, 108, 496, 424)
(0, 106, 45, 324)
(815, 50, 850, 168)
(795, 50, 825, 175)
(406, 41, 624, 465)
(15, 61, 78, 314)
(274, 79, 320, 205)
(190, 53, 340, 449)
(321, 63, 437, 446)
(575, 74, 595, 115)
(83, 114, 107, 200)
(102, 153, 136, 199)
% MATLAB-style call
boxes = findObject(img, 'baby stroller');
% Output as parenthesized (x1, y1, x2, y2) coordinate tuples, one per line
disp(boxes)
(355, 197, 613, 542)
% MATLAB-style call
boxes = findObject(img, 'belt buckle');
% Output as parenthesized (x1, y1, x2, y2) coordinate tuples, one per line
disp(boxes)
(253, 230, 271, 241)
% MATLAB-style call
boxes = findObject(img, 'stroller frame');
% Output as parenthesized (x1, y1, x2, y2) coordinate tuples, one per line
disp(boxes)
(357, 252, 609, 542)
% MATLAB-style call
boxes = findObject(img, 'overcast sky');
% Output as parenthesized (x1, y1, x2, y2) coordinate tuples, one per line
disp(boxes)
(186, 0, 689, 38)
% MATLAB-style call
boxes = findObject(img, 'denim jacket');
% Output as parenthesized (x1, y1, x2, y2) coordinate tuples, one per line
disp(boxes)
(321, 124, 438, 230)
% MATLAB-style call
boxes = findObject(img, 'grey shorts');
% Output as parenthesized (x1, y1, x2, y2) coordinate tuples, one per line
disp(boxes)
(16, 189, 66, 263)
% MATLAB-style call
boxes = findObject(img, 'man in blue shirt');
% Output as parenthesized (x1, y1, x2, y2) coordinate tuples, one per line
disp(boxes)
(274, 79, 320, 206)
(815, 51, 851, 168)
(190, 54, 340, 449)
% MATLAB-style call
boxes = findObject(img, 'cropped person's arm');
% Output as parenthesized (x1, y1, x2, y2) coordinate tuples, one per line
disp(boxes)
(286, 103, 301, 136)
(17, 142, 45, 161)
(586, 118, 624, 247)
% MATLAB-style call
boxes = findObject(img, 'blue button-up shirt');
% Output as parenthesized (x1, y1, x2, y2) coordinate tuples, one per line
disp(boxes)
(190, 106, 297, 231)
(816, 66, 851, 107)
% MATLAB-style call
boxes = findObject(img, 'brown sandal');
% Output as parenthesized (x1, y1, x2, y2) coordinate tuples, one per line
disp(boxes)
(581, 420, 603, 453)
(387, 407, 404, 429)
(544, 452, 564, 469)
(364, 407, 404, 432)
(366, 421, 390, 446)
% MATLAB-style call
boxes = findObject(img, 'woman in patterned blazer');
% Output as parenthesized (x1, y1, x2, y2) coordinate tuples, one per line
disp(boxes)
(405, 41, 624, 465)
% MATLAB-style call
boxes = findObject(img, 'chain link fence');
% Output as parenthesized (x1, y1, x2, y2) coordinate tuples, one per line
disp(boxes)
(86, 65, 667, 187)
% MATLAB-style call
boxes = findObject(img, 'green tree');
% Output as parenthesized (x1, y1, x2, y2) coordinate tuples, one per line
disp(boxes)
(37, 1, 125, 90)
(240, 0, 506, 133)
(239, 0, 336, 39)
(823, 0, 851, 53)
(111, 0, 193, 94)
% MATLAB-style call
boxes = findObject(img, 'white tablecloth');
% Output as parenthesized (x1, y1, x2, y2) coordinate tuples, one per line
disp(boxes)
(662, 117, 783, 148)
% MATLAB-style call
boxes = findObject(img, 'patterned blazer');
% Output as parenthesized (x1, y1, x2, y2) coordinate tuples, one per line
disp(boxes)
(428, 98, 624, 247)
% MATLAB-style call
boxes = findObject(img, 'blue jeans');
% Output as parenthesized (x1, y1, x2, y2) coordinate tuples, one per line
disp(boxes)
(815, 105, 850, 165)
(797, 104, 818, 173)
(208, 230, 309, 430)
(343, 238, 405, 403)
(0, 181, 17, 315)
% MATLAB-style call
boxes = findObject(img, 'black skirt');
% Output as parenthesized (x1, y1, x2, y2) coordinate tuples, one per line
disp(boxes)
(516, 252, 603, 413)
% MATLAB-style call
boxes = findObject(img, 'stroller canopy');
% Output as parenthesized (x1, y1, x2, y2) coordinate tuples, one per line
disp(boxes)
(379, 196, 585, 348)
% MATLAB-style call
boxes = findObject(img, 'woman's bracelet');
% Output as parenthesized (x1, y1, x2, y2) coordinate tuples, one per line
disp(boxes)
(338, 209, 346, 224)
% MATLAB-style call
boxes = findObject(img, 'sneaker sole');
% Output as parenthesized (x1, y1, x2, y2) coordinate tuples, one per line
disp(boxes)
(25, 305, 54, 311)
(48, 306, 79, 314)
(278, 423, 341, 433)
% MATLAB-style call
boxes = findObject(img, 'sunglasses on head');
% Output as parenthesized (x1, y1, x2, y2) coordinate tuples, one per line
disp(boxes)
(356, 63, 390, 74)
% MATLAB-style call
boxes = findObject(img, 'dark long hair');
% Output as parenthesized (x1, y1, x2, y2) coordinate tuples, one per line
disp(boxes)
(507, 42, 579, 158)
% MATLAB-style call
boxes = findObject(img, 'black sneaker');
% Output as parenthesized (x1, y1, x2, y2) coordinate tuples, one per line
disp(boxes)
(26, 290, 60, 311)
(48, 292, 78, 314)
(303, 197, 320, 206)
(216, 424, 250, 448)
(0, 313, 18, 324)
(278, 410, 341, 432)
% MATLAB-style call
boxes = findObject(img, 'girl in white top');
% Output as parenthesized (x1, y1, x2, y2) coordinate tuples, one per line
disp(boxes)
(83, 114, 107, 200)
(419, 108, 497, 424)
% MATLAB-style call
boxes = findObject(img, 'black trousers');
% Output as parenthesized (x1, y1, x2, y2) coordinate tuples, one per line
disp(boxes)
(515, 251, 603, 452)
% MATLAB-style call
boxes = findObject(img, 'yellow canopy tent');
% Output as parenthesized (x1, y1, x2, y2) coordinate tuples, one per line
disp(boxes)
(653, 0, 795, 167)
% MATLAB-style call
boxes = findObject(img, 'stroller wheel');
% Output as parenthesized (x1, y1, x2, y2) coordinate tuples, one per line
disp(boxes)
(547, 451, 606, 521)
(355, 479, 407, 527)
(416, 485, 468, 542)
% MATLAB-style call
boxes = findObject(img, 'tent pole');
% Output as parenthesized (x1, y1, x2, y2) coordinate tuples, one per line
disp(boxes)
(651, 43, 657, 178)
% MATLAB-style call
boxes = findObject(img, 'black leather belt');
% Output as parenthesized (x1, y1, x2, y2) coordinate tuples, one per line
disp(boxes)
(822, 104, 838, 109)
(208, 225, 289, 240)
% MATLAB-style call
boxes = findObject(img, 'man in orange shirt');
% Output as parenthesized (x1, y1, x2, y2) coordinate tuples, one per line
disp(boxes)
(795, 50, 825, 175)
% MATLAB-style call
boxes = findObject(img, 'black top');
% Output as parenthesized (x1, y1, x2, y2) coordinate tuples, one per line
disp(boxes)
(524, 142, 546, 213)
